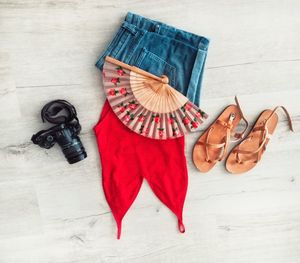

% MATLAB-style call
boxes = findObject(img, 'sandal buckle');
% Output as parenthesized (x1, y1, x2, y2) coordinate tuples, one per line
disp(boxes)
(229, 113, 236, 121)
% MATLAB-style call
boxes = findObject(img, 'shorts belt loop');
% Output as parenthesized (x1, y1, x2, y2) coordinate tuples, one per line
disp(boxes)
(121, 21, 137, 36)
(198, 37, 210, 51)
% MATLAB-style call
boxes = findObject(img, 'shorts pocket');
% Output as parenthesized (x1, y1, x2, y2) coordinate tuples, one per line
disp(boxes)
(134, 48, 177, 87)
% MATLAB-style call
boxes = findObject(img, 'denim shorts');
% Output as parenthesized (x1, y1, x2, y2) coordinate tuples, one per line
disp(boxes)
(95, 12, 210, 106)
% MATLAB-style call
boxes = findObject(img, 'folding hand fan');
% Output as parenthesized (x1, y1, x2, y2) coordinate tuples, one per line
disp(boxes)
(102, 56, 208, 140)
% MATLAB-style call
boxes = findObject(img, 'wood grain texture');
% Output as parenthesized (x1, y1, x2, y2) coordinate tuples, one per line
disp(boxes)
(0, 1, 299, 262)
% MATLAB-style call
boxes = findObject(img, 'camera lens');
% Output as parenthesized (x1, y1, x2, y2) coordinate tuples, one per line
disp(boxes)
(62, 138, 87, 164)
(55, 126, 87, 164)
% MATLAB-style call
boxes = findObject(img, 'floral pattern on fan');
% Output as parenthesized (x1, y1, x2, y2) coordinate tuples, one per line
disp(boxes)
(102, 56, 208, 140)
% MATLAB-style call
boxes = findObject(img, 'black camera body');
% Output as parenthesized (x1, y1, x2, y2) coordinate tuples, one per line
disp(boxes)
(31, 100, 87, 164)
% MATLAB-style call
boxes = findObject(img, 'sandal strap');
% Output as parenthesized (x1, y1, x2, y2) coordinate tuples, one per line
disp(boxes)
(200, 112, 235, 163)
(264, 106, 294, 132)
(235, 105, 294, 164)
(198, 140, 225, 149)
(235, 127, 269, 163)
(230, 96, 249, 141)
(199, 96, 249, 163)
(216, 119, 233, 129)
(197, 127, 227, 162)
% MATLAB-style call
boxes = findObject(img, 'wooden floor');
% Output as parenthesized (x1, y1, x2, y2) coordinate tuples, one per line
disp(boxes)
(0, 1, 300, 262)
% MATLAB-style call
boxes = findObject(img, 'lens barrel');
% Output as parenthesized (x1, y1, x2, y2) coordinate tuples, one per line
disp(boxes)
(61, 138, 87, 164)
(56, 124, 87, 164)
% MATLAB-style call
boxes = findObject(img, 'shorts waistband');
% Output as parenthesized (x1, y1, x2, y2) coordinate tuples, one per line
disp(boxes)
(125, 12, 209, 51)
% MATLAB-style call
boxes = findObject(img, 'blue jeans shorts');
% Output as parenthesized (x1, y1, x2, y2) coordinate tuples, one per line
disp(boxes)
(95, 12, 210, 106)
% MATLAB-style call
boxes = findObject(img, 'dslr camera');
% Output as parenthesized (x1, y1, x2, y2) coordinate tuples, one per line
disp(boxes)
(31, 100, 87, 164)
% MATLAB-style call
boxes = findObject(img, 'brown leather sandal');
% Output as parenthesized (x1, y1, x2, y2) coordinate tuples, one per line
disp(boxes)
(192, 96, 248, 173)
(226, 106, 294, 174)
